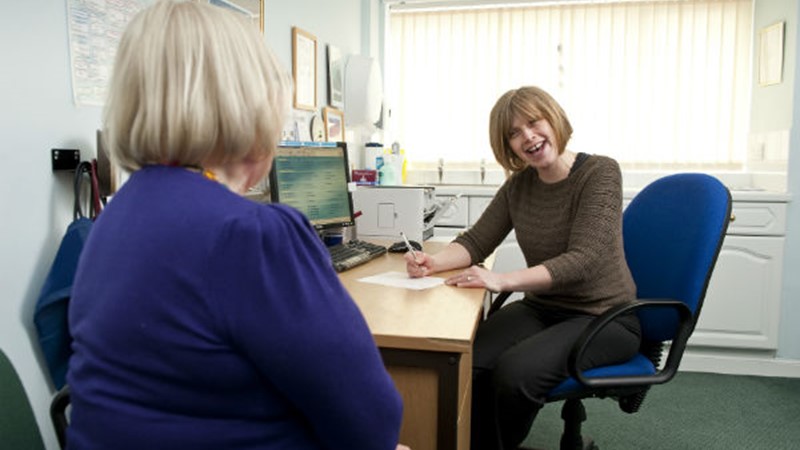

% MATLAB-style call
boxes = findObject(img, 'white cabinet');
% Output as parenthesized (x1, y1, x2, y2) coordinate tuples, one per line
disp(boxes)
(689, 202, 787, 350)
(691, 236, 784, 349)
(433, 185, 789, 352)
(433, 189, 495, 238)
(726, 202, 787, 236)
(433, 195, 469, 228)
(468, 196, 494, 226)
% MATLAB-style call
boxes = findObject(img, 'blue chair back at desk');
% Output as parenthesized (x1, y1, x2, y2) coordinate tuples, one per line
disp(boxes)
(488, 172, 732, 450)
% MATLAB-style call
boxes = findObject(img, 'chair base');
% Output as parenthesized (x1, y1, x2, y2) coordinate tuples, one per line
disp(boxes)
(519, 444, 595, 450)
(559, 399, 598, 450)
(560, 434, 597, 450)
(559, 438, 597, 450)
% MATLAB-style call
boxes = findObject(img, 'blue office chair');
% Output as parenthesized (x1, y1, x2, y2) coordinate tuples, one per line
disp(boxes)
(0, 348, 46, 450)
(487, 173, 732, 450)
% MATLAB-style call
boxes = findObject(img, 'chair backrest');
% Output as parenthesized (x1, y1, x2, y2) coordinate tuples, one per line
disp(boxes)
(623, 173, 731, 343)
(0, 348, 46, 450)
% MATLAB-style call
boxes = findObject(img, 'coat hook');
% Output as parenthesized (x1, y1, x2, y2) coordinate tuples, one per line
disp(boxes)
(51, 149, 81, 172)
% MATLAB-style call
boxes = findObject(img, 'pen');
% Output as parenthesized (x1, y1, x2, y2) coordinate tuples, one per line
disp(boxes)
(400, 231, 419, 262)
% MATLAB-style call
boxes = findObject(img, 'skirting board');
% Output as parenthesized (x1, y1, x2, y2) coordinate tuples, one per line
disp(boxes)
(679, 351, 800, 378)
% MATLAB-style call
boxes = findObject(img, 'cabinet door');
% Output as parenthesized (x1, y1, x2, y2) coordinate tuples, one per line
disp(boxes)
(727, 202, 787, 236)
(434, 196, 469, 227)
(690, 235, 784, 349)
(468, 196, 494, 225)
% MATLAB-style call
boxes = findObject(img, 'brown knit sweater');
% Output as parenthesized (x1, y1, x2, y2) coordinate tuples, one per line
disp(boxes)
(454, 154, 635, 315)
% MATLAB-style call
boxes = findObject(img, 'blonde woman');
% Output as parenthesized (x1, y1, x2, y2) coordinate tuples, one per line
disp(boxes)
(405, 86, 641, 449)
(68, 1, 403, 449)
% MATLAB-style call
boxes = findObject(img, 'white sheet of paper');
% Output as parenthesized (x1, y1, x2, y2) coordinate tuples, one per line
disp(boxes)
(358, 271, 445, 291)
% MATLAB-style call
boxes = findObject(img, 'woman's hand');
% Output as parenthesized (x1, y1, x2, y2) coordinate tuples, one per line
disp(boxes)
(404, 242, 473, 279)
(445, 265, 504, 292)
(404, 250, 432, 278)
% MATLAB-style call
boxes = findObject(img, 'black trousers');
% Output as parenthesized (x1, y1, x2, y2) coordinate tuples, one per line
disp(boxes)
(471, 298, 641, 450)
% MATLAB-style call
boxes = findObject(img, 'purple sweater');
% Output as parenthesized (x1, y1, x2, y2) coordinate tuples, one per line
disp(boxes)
(67, 166, 402, 449)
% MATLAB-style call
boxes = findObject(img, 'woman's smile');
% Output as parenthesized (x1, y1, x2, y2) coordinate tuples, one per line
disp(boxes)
(507, 115, 574, 182)
(524, 140, 547, 156)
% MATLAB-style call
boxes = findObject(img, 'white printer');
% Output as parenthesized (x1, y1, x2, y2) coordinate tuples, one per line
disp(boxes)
(352, 186, 437, 243)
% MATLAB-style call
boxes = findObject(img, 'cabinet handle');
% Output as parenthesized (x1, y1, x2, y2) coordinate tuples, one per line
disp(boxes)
(730, 213, 736, 223)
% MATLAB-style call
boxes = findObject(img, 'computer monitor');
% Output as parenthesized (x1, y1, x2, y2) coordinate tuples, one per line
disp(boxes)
(269, 141, 354, 232)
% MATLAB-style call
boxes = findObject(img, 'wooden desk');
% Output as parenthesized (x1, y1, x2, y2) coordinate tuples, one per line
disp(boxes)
(338, 241, 489, 450)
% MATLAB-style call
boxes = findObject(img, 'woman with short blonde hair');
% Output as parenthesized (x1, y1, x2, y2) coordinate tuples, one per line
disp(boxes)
(489, 86, 573, 174)
(68, 2, 405, 449)
(104, 0, 290, 177)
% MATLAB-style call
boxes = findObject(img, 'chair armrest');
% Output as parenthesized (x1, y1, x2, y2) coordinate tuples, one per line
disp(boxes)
(50, 384, 71, 449)
(568, 299, 693, 388)
(486, 291, 513, 317)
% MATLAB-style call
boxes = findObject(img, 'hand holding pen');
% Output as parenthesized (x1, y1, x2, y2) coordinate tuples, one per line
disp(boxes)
(400, 232, 419, 262)
(401, 232, 429, 278)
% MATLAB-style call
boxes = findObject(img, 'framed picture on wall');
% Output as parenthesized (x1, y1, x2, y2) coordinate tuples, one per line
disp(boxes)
(323, 107, 345, 142)
(209, 0, 264, 33)
(292, 27, 318, 110)
(327, 45, 345, 109)
(758, 21, 785, 86)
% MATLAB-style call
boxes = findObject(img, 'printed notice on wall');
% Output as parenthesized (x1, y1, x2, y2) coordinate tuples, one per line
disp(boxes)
(66, 0, 152, 106)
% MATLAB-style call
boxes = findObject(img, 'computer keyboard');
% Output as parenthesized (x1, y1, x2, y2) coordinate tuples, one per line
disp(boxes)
(327, 240, 387, 272)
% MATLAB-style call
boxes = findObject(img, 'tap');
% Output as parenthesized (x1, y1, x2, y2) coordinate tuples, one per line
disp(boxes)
(438, 158, 444, 184)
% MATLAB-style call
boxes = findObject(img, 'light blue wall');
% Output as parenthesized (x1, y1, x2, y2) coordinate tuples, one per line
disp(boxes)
(1, 2, 104, 448)
(747, 0, 800, 360)
(779, 0, 800, 359)
(265, 0, 364, 114)
(751, 1, 797, 132)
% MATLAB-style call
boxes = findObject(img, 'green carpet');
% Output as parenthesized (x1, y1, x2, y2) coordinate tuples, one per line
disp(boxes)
(522, 371, 800, 450)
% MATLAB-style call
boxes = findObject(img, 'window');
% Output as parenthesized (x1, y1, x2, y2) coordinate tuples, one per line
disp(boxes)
(385, 0, 753, 171)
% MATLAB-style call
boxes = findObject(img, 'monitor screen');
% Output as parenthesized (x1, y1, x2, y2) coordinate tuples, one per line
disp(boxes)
(269, 142, 354, 231)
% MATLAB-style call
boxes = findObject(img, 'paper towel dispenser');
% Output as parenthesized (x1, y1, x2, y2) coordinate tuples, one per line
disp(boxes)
(345, 55, 382, 128)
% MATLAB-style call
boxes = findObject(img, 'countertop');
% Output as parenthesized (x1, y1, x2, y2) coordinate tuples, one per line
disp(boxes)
(427, 184, 791, 202)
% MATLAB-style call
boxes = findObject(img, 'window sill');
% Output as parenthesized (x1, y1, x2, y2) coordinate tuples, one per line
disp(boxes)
(405, 169, 789, 197)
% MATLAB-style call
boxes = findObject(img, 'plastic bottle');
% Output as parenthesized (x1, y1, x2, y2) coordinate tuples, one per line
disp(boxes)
(400, 149, 407, 183)
(364, 142, 382, 170)
(376, 155, 385, 185)
(379, 154, 398, 185)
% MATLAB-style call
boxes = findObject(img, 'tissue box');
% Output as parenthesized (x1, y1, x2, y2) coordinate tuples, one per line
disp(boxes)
(352, 169, 378, 185)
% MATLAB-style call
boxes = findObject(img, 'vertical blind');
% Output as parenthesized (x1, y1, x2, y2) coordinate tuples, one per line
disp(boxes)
(386, 0, 753, 170)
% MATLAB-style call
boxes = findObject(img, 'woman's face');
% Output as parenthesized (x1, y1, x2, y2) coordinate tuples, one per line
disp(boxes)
(507, 114, 560, 170)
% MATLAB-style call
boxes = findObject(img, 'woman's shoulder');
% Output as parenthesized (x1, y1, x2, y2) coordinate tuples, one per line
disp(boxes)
(574, 153, 622, 181)
(239, 201, 317, 239)
(581, 153, 620, 170)
(260, 202, 311, 224)
(214, 200, 328, 267)
(209, 197, 318, 245)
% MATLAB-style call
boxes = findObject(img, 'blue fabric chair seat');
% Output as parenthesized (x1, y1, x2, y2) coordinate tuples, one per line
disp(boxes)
(548, 354, 656, 399)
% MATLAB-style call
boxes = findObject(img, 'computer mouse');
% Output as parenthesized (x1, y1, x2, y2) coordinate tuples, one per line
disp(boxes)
(388, 240, 422, 253)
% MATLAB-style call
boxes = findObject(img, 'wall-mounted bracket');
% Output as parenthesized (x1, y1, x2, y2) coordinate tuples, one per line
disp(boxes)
(51, 149, 80, 172)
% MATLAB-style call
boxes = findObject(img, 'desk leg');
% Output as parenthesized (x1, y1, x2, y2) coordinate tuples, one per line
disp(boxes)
(381, 349, 469, 450)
